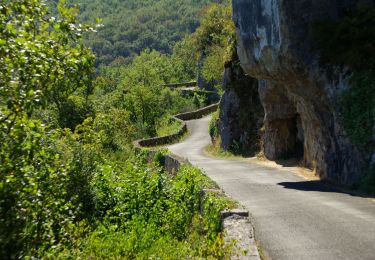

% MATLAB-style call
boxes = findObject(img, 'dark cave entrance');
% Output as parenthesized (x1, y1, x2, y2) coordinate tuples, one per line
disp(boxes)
(294, 114, 304, 159)
(269, 114, 305, 161)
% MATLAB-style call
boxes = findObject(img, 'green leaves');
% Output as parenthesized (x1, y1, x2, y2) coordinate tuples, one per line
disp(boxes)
(0, 0, 95, 124)
(313, 5, 375, 73)
(191, 1, 236, 86)
(0, 116, 77, 258)
(340, 73, 375, 149)
(1, 1, 233, 258)
(0, 1, 96, 258)
(46, 0, 217, 66)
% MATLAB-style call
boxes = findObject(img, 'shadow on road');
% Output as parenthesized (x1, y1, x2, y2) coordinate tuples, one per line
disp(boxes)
(278, 180, 375, 199)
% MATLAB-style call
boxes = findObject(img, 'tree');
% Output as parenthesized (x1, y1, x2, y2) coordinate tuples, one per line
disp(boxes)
(46, 0, 217, 66)
(0, 0, 95, 257)
(191, 1, 235, 85)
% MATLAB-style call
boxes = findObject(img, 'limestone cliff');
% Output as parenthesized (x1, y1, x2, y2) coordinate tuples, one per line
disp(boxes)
(219, 58, 264, 155)
(219, 0, 374, 184)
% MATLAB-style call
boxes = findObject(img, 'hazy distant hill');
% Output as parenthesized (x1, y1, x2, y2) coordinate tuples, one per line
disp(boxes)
(47, 0, 221, 65)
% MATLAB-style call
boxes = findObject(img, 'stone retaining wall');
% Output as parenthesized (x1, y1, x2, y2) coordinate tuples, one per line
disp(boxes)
(162, 81, 197, 88)
(175, 103, 219, 121)
(136, 149, 189, 177)
(134, 103, 219, 148)
(135, 118, 187, 148)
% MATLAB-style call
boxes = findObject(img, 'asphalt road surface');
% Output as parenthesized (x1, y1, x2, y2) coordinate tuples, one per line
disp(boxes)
(167, 116, 375, 260)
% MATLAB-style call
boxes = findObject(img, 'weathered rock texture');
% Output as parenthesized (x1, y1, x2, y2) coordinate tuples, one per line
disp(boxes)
(219, 59, 264, 155)
(226, 0, 373, 184)
(222, 215, 260, 260)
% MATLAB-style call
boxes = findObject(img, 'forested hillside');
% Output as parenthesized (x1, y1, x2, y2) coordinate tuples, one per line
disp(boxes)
(47, 0, 224, 65)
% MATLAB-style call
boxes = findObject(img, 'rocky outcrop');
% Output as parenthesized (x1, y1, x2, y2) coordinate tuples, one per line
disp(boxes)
(219, 59, 264, 155)
(224, 0, 373, 184)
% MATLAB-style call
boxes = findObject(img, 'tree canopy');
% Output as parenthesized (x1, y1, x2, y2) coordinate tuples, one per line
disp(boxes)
(47, 0, 225, 66)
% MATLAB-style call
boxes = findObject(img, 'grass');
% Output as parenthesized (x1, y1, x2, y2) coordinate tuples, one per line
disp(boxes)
(204, 141, 256, 161)
(257, 242, 268, 260)
(156, 117, 184, 137)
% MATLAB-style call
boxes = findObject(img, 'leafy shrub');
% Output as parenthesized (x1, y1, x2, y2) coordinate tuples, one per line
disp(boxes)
(0, 1, 95, 257)
(156, 115, 183, 137)
(0, 119, 77, 258)
(1, 1, 238, 258)
(55, 161, 232, 258)
(58, 95, 94, 130)
(202, 192, 238, 239)
(209, 110, 220, 142)
(192, 1, 236, 85)
(340, 73, 375, 149)
(153, 149, 169, 166)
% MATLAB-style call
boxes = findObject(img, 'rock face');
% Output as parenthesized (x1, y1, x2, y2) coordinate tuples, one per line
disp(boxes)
(219, 59, 264, 155)
(224, 0, 373, 184)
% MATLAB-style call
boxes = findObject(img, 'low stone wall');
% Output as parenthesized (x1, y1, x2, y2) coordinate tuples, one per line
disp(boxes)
(134, 118, 187, 148)
(134, 103, 219, 148)
(163, 153, 189, 176)
(202, 190, 260, 260)
(162, 81, 197, 88)
(220, 209, 260, 260)
(175, 103, 219, 121)
(136, 149, 189, 177)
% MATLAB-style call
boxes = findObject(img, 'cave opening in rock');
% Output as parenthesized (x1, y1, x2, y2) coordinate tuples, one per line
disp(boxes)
(294, 114, 304, 160)
(267, 113, 305, 162)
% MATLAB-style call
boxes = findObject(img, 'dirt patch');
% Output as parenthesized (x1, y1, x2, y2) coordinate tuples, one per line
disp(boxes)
(246, 157, 319, 181)
(204, 144, 319, 181)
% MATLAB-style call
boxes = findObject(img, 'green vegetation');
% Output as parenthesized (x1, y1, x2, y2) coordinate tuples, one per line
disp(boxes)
(90, 48, 209, 140)
(313, 4, 375, 191)
(206, 144, 241, 159)
(1, 0, 238, 258)
(210, 110, 220, 142)
(157, 116, 183, 137)
(58, 162, 236, 259)
(208, 110, 249, 157)
(86, 1, 234, 140)
(46, 0, 225, 66)
(0, 1, 94, 257)
(192, 0, 236, 87)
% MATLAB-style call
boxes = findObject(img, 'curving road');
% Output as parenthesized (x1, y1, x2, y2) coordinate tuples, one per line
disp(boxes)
(167, 116, 375, 260)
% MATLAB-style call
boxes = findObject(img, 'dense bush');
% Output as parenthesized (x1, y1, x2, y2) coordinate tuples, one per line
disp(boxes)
(192, 1, 236, 86)
(209, 110, 220, 143)
(0, 1, 94, 257)
(90, 49, 201, 139)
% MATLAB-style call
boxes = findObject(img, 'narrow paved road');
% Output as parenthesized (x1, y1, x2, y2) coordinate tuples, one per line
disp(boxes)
(167, 116, 375, 260)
